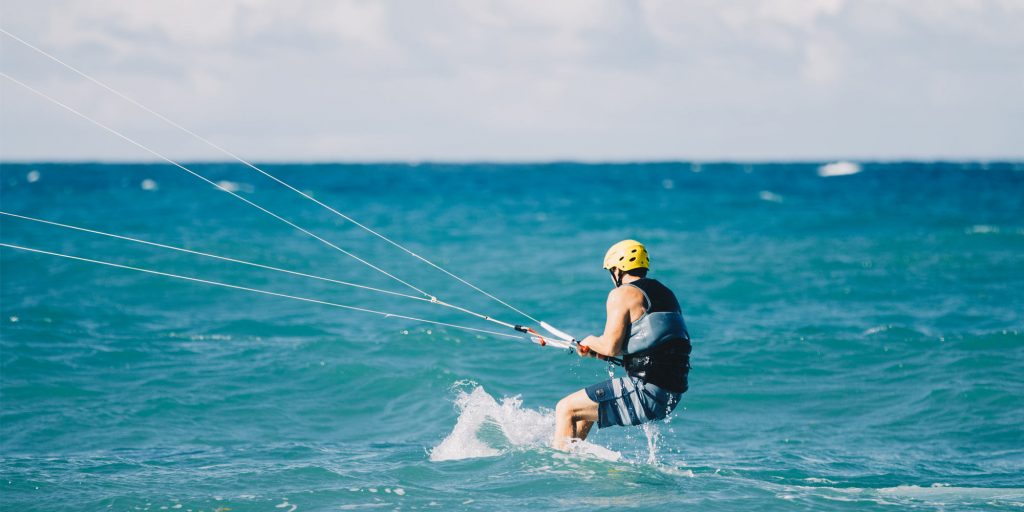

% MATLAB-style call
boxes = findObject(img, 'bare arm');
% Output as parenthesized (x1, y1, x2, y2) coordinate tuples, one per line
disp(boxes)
(579, 286, 642, 357)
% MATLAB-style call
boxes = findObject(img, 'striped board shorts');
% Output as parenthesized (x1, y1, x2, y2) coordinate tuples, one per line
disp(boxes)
(585, 376, 681, 429)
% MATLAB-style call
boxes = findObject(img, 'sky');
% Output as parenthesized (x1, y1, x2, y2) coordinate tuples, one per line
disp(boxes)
(1, 0, 1022, 162)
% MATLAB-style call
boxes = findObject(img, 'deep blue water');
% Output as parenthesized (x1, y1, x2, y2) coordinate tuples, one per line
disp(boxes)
(2, 161, 1023, 510)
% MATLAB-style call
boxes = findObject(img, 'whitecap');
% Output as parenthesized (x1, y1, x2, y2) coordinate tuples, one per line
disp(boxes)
(141, 179, 159, 191)
(803, 477, 836, 484)
(877, 484, 1024, 502)
(215, 180, 254, 193)
(818, 161, 861, 177)
(651, 465, 694, 477)
(759, 190, 783, 203)
(966, 225, 999, 234)
(26, 170, 41, 183)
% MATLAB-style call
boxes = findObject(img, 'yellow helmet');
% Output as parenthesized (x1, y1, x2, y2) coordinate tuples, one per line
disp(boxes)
(603, 239, 650, 271)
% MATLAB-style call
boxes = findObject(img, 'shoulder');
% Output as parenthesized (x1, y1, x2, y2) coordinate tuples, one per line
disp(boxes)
(607, 284, 644, 305)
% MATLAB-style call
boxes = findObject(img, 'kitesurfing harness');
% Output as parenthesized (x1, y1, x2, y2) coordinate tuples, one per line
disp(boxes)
(620, 278, 691, 393)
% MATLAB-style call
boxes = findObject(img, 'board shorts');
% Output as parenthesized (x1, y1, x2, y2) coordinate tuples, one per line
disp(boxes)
(585, 376, 681, 429)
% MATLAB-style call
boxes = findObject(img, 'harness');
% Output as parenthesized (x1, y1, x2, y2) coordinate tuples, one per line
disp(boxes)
(621, 278, 691, 393)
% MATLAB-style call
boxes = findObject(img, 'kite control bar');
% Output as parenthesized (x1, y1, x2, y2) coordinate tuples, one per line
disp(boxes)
(530, 321, 623, 366)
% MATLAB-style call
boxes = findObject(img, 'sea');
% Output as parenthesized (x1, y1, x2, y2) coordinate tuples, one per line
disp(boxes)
(1, 161, 1022, 511)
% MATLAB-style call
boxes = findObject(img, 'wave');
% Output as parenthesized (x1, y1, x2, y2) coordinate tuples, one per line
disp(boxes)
(818, 161, 862, 177)
(214, 180, 255, 193)
(770, 482, 1024, 508)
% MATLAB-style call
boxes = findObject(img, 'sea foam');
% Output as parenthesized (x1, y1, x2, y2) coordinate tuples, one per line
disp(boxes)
(215, 180, 255, 193)
(817, 161, 862, 177)
(429, 383, 621, 462)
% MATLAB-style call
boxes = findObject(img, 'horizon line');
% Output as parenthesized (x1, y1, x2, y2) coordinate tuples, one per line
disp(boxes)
(2, 158, 1022, 166)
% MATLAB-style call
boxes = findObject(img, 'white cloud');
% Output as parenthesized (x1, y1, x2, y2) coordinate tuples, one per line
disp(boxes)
(0, 0, 1022, 161)
(801, 37, 844, 85)
(757, 0, 843, 28)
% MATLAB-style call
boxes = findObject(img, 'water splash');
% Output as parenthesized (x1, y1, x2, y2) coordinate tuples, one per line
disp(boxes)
(641, 422, 662, 465)
(429, 382, 621, 462)
(429, 383, 550, 461)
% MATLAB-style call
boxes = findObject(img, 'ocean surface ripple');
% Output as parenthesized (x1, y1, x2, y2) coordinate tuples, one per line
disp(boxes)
(2, 162, 1023, 510)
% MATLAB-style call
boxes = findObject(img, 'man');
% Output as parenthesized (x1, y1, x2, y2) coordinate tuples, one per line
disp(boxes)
(552, 240, 691, 451)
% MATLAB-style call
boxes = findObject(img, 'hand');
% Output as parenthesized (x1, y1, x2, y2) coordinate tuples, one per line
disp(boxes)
(577, 335, 599, 358)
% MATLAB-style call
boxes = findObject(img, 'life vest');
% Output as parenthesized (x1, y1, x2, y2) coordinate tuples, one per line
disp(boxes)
(621, 278, 691, 393)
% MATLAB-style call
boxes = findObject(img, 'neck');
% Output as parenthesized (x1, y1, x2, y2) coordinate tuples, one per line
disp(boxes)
(619, 273, 643, 285)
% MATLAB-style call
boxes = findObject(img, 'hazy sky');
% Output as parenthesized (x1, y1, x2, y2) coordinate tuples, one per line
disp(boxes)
(1, 0, 1022, 162)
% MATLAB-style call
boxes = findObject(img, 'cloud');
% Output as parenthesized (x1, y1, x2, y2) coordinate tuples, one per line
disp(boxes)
(1, 0, 1022, 161)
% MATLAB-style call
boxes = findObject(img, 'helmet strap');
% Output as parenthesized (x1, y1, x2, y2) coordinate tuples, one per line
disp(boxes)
(610, 268, 623, 288)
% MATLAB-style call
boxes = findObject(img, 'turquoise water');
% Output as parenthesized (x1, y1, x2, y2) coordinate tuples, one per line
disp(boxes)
(1, 162, 1023, 511)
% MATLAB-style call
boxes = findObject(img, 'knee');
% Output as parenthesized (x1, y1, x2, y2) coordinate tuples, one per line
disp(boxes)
(555, 397, 573, 419)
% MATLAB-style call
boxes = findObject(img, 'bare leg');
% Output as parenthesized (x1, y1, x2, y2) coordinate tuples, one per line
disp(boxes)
(574, 419, 594, 440)
(552, 389, 599, 451)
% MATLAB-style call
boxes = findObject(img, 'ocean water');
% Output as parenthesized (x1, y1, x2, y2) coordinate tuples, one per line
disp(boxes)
(1, 161, 1023, 511)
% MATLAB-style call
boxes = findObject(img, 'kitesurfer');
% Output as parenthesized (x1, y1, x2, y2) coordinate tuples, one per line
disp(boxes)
(552, 240, 691, 451)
